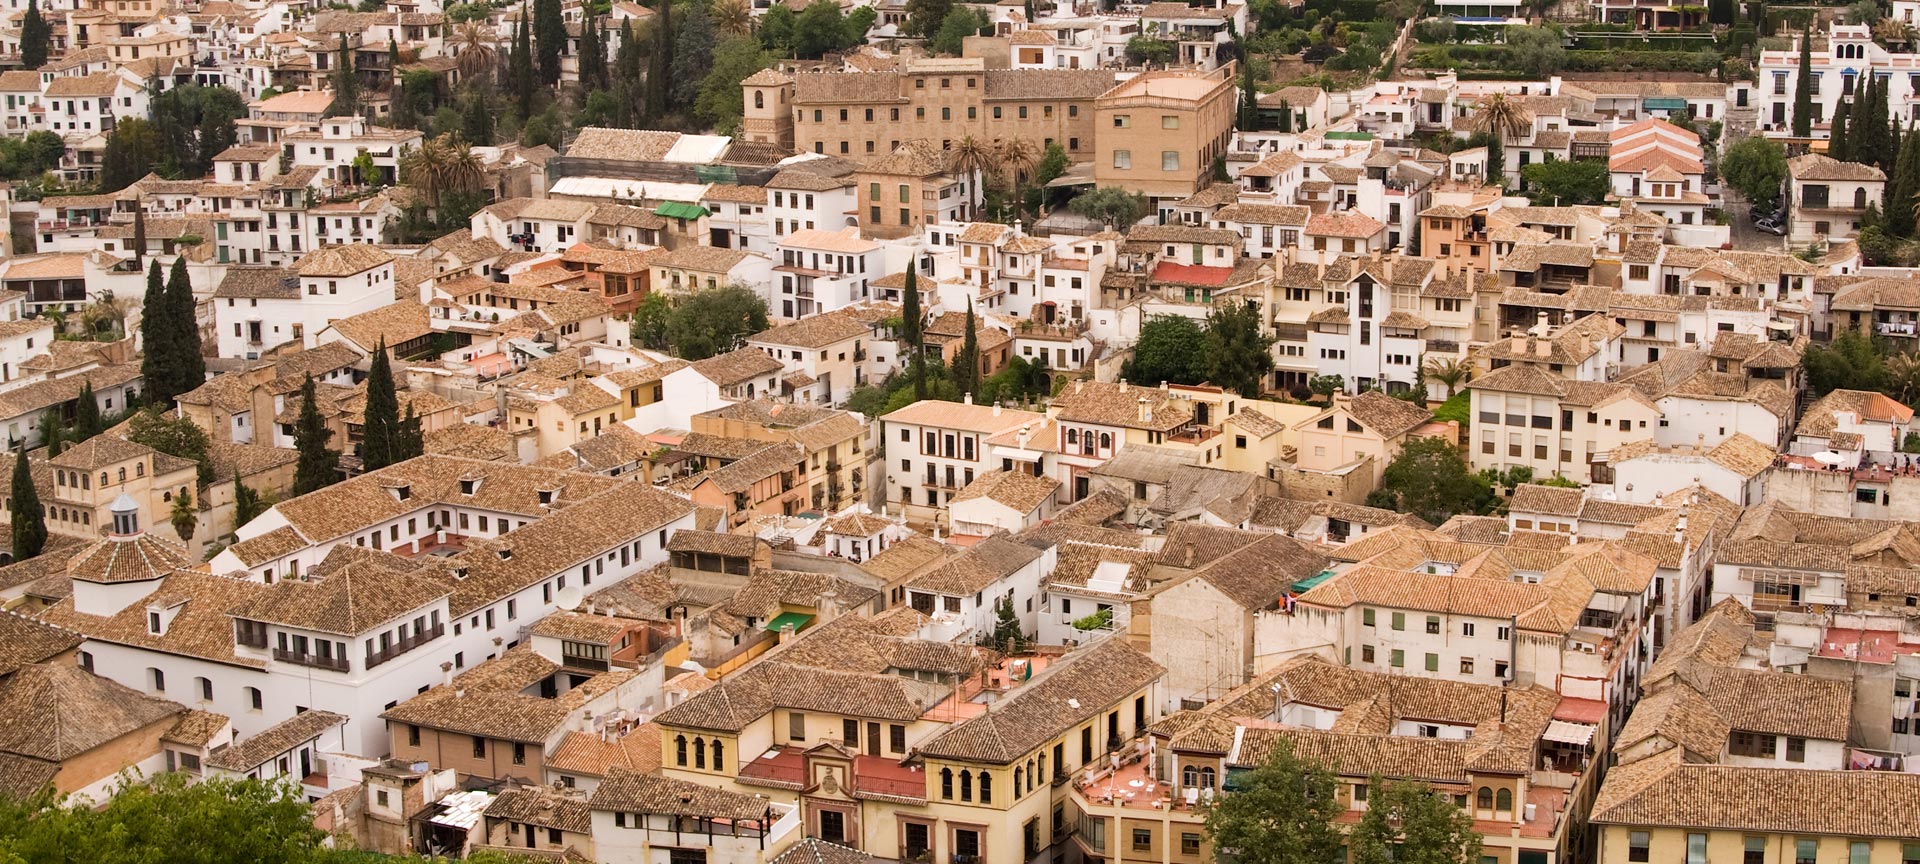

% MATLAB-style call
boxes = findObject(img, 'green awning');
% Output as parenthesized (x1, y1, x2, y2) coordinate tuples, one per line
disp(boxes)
(764, 611, 815, 633)
(1290, 570, 1336, 594)
(655, 201, 710, 220)
(1643, 97, 1688, 110)
(1324, 131, 1374, 141)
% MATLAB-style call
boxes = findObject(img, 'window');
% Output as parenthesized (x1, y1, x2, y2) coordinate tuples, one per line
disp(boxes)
(1390, 611, 1405, 630)
(1389, 649, 1404, 667)
(1113, 150, 1131, 170)
(472, 736, 486, 759)
(890, 724, 906, 753)
(1462, 622, 1475, 637)
(1181, 834, 1201, 855)
(1460, 658, 1474, 674)
(1133, 829, 1152, 851)
(1425, 653, 1438, 671)
(247, 687, 262, 710)
(1688, 834, 1708, 864)
(1494, 788, 1512, 812)
(1161, 151, 1180, 171)
(1787, 736, 1806, 762)
(1425, 615, 1441, 634)
(1745, 837, 1768, 864)
(1363, 608, 1375, 626)
(1796, 840, 1818, 864)
(1730, 731, 1777, 758)
(790, 712, 806, 741)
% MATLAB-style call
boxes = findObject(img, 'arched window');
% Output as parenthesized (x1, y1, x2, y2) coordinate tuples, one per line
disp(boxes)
(1183, 765, 1199, 787)
(1494, 788, 1513, 813)
(941, 767, 954, 799)
(1013, 767, 1023, 798)
(135, 463, 143, 477)
(754, 91, 764, 109)
(1038, 754, 1047, 786)
(676, 735, 688, 766)
(1027, 758, 1038, 792)
(979, 771, 992, 803)
(1200, 767, 1217, 789)
(1476, 787, 1493, 810)
(1099, 432, 1112, 450)
(1067, 428, 1079, 444)
(694, 737, 707, 769)
(711, 738, 724, 769)
(959, 770, 973, 802)
(118, 468, 126, 482)
(195, 676, 212, 702)
(244, 687, 262, 711)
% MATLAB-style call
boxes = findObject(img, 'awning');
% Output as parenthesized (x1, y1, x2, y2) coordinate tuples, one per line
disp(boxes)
(765, 611, 815, 633)
(655, 201, 710, 220)
(1542, 720, 1596, 746)
(1290, 570, 1336, 593)
(1643, 97, 1688, 111)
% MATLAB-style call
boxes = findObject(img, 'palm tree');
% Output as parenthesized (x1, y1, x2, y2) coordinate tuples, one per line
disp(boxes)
(993, 136, 1040, 191)
(948, 136, 996, 186)
(1888, 352, 1920, 404)
(169, 488, 197, 543)
(1469, 93, 1532, 184)
(1422, 354, 1474, 399)
(81, 290, 128, 338)
(714, 0, 752, 36)
(1876, 17, 1912, 48)
(400, 134, 484, 209)
(455, 21, 499, 81)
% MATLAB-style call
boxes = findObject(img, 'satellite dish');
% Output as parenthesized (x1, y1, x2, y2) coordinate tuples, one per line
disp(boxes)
(555, 586, 584, 611)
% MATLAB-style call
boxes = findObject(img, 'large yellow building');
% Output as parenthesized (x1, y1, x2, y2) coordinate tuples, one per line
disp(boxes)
(1591, 751, 1920, 864)
(1093, 65, 1237, 205)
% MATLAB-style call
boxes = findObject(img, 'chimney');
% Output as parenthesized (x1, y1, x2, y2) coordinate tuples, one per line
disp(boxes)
(992, 404, 1002, 416)
(964, 392, 974, 405)
(440, 661, 455, 688)
(1534, 336, 1551, 359)
(1510, 332, 1526, 354)
(1138, 396, 1152, 424)
(1075, 379, 1085, 394)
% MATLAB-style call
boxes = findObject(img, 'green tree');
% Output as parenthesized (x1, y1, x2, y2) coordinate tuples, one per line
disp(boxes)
(397, 403, 424, 463)
(1067, 186, 1149, 228)
(511, 12, 536, 118)
(795, 0, 850, 58)
(579, 12, 607, 93)
(1201, 738, 1345, 864)
(697, 36, 775, 132)
(1308, 374, 1344, 403)
(101, 117, 165, 193)
(169, 488, 197, 542)
(1794, 25, 1814, 138)
(7, 448, 45, 563)
(166, 257, 205, 402)
(930, 7, 985, 55)
(672, 2, 717, 110)
(761, 4, 797, 52)
(232, 470, 266, 532)
(1721, 135, 1788, 212)
(1348, 778, 1483, 864)
(128, 409, 214, 487)
(1803, 328, 1889, 395)
(38, 410, 61, 457)
(650, 0, 674, 119)
(1034, 141, 1070, 188)
(904, 0, 953, 37)
(1830, 102, 1853, 163)
(845, 6, 876, 44)
(1237, 54, 1260, 131)
(954, 298, 980, 398)
(1519, 157, 1608, 206)
(615, 19, 645, 125)
(0, 773, 327, 861)
(329, 39, 360, 117)
(666, 283, 769, 360)
(1504, 23, 1566, 76)
(1205, 302, 1274, 398)
(631, 292, 672, 350)
(989, 595, 1024, 652)
(462, 91, 494, 145)
(903, 267, 926, 400)
(292, 376, 339, 496)
(19, 0, 49, 68)
(1367, 436, 1494, 524)
(73, 381, 102, 441)
(1891, 125, 1920, 237)
(1124, 315, 1208, 386)
(360, 340, 400, 470)
(534, 0, 566, 85)
(138, 261, 175, 403)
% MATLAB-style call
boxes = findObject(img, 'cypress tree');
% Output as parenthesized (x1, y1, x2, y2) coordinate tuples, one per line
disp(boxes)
(232, 470, 265, 531)
(1237, 57, 1259, 132)
(1889, 125, 1919, 237)
(19, 0, 48, 69)
(1793, 25, 1814, 139)
(650, 0, 673, 118)
(74, 382, 101, 441)
(397, 404, 424, 462)
(1277, 99, 1293, 133)
(361, 339, 400, 470)
(138, 260, 172, 405)
(167, 257, 205, 401)
(9, 447, 45, 561)
(1830, 106, 1851, 163)
(512, 12, 536, 118)
(536, 0, 565, 86)
(39, 410, 61, 458)
(954, 297, 979, 399)
(462, 92, 493, 145)
(292, 376, 339, 495)
(902, 268, 925, 401)
(1869, 71, 1893, 171)
(615, 19, 643, 126)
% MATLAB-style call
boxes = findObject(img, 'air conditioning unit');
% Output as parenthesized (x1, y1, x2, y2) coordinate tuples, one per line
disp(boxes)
(245, 352, 259, 360)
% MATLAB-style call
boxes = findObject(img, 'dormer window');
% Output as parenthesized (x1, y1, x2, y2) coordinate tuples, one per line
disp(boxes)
(497, 548, 513, 560)
(387, 483, 411, 501)
(461, 477, 480, 495)
(452, 565, 469, 580)
(147, 611, 162, 634)
(537, 488, 556, 506)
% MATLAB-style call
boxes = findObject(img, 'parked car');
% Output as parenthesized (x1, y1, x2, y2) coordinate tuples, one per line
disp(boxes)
(1754, 217, 1787, 236)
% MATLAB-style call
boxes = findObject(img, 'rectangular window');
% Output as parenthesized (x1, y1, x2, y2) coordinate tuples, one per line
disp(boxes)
(1161, 151, 1179, 171)
(1853, 842, 1873, 864)
(1113, 149, 1131, 170)
(789, 712, 805, 741)
(1391, 611, 1405, 631)
(1687, 834, 1707, 864)
(1796, 840, 1818, 864)
(1389, 649, 1404, 668)
(1629, 832, 1651, 863)
(1363, 608, 1375, 626)
(1132, 829, 1151, 851)
(1745, 837, 1767, 864)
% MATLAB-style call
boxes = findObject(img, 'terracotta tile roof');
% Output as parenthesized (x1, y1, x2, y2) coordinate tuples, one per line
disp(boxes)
(205, 709, 346, 772)
(1591, 751, 1920, 838)
(1787, 152, 1886, 182)
(772, 839, 874, 864)
(952, 469, 1059, 514)
(0, 612, 80, 679)
(749, 311, 871, 349)
(690, 348, 783, 386)
(880, 399, 1043, 434)
(296, 243, 394, 277)
(916, 639, 1164, 764)
(213, 266, 300, 299)
(1343, 390, 1433, 439)
(227, 555, 450, 636)
(163, 709, 232, 748)
(1051, 381, 1193, 432)
(484, 785, 593, 834)
(906, 533, 1045, 595)
(1306, 211, 1384, 239)
(565, 128, 682, 162)
(589, 767, 773, 819)
(0, 662, 183, 763)
(546, 725, 663, 777)
(65, 533, 192, 585)
(323, 300, 433, 350)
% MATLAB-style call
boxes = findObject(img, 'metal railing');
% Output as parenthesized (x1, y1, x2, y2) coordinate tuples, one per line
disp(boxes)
(364, 623, 445, 669)
(274, 648, 350, 672)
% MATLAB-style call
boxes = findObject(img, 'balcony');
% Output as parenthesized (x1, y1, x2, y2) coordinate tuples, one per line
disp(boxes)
(736, 746, 807, 790)
(364, 623, 444, 669)
(274, 648, 349, 672)
(1876, 321, 1918, 337)
(1167, 426, 1220, 445)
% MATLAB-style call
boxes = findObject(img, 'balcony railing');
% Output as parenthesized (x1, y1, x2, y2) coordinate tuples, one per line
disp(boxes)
(274, 648, 350, 672)
(364, 623, 444, 669)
